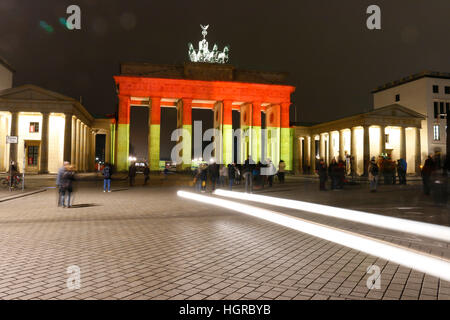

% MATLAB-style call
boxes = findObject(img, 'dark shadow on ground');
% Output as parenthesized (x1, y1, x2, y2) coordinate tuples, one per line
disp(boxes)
(69, 204, 99, 209)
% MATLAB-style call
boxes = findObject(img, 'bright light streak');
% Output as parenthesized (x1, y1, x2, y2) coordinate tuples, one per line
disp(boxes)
(178, 191, 450, 282)
(214, 190, 450, 243)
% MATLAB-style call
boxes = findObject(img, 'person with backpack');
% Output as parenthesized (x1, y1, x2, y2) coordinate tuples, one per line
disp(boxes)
(368, 157, 380, 192)
(102, 163, 112, 192)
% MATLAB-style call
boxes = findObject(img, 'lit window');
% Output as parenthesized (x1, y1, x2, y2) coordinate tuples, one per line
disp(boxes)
(433, 85, 439, 93)
(29, 122, 40, 133)
(433, 125, 440, 141)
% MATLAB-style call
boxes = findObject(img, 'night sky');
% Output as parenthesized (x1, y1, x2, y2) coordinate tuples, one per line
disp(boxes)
(1, 0, 449, 159)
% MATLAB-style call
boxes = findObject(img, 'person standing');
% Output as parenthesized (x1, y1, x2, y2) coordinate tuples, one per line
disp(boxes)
(397, 158, 407, 185)
(328, 158, 338, 190)
(60, 164, 75, 208)
(242, 159, 253, 193)
(56, 161, 69, 206)
(219, 164, 227, 187)
(102, 163, 112, 192)
(200, 164, 208, 192)
(421, 155, 435, 195)
(368, 157, 380, 192)
(228, 163, 236, 191)
(128, 163, 137, 187)
(143, 164, 150, 185)
(208, 161, 219, 191)
(278, 160, 286, 184)
(317, 159, 328, 191)
(266, 159, 276, 187)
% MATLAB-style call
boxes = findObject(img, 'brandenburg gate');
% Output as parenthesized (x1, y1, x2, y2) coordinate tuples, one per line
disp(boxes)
(113, 26, 295, 172)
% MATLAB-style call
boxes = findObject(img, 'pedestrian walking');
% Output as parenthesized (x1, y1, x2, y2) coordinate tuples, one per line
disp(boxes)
(56, 161, 69, 206)
(143, 164, 150, 185)
(317, 159, 327, 191)
(128, 163, 137, 187)
(368, 157, 379, 192)
(60, 164, 75, 208)
(102, 163, 112, 192)
(421, 155, 435, 195)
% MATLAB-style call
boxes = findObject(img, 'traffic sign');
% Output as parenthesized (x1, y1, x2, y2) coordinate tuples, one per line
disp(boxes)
(6, 136, 18, 144)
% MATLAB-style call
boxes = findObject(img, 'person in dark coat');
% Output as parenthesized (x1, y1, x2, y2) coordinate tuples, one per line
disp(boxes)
(317, 159, 328, 191)
(60, 164, 75, 208)
(143, 165, 150, 185)
(397, 158, 407, 185)
(208, 161, 219, 191)
(228, 163, 236, 191)
(102, 163, 112, 192)
(128, 163, 137, 187)
(421, 155, 435, 195)
(328, 158, 338, 190)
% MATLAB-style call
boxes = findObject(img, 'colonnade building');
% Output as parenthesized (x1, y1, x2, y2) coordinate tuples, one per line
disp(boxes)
(0, 84, 113, 174)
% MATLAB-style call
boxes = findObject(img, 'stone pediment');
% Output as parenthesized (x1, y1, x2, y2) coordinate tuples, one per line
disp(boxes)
(0, 84, 76, 102)
(368, 104, 425, 119)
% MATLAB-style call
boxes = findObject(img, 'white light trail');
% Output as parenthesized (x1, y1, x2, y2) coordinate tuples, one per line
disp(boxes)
(178, 191, 450, 282)
(214, 190, 450, 243)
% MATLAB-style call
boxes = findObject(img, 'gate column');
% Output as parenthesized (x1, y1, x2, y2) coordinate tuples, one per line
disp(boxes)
(116, 95, 130, 172)
(280, 102, 292, 170)
(176, 98, 192, 171)
(222, 100, 233, 165)
(149, 97, 161, 171)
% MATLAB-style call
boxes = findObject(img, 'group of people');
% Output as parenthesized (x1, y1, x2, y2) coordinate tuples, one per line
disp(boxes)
(127, 163, 151, 187)
(367, 156, 408, 192)
(193, 159, 286, 193)
(316, 155, 410, 192)
(316, 157, 347, 191)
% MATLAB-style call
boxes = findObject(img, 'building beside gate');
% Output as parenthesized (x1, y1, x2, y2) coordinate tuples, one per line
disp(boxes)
(292, 71, 449, 176)
(293, 104, 425, 176)
(0, 84, 114, 174)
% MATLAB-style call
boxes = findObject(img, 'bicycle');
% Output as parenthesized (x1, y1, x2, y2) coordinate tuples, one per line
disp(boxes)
(1, 175, 22, 190)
